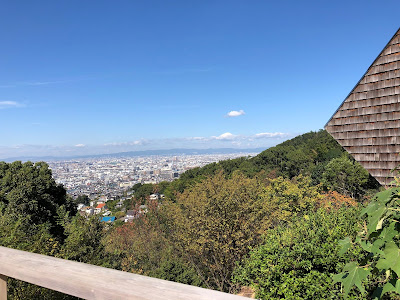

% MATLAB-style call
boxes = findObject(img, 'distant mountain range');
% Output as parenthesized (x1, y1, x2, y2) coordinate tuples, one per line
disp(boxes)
(1, 147, 267, 162)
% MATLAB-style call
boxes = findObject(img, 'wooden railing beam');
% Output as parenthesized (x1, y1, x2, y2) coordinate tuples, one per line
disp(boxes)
(0, 246, 246, 300)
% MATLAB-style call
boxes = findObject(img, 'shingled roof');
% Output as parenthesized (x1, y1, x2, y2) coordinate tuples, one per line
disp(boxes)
(325, 28, 400, 186)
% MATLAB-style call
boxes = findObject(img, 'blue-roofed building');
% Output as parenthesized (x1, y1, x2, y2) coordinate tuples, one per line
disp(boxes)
(100, 216, 116, 223)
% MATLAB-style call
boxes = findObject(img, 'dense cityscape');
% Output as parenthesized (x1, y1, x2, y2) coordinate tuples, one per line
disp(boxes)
(48, 152, 258, 200)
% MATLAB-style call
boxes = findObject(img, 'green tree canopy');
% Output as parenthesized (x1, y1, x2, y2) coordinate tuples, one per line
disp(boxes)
(234, 207, 365, 300)
(321, 155, 370, 199)
(0, 161, 76, 238)
(74, 195, 90, 206)
(165, 171, 267, 293)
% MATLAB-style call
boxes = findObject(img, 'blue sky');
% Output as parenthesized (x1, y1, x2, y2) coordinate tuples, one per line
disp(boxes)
(1, 1, 399, 158)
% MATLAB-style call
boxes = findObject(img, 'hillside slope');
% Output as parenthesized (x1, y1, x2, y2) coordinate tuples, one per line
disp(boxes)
(180, 130, 343, 180)
(133, 130, 381, 201)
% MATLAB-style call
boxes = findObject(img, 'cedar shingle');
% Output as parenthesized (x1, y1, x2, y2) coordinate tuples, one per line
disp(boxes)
(326, 28, 400, 187)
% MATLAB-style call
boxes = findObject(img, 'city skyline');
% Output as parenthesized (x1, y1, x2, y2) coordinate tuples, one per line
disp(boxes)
(1, 1, 400, 158)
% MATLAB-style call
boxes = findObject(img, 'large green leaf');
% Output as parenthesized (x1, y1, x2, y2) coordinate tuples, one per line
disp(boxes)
(382, 279, 400, 295)
(338, 236, 352, 256)
(380, 222, 397, 242)
(359, 240, 384, 256)
(360, 201, 378, 218)
(376, 241, 400, 276)
(367, 206, 386, 234)
(333, 262, 370, 296)
(375, 188, 400, 203)
(372, 279, 400, 299)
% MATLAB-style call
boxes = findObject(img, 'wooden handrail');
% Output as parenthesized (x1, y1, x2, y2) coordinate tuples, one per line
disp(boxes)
(0, 246, 246, 299)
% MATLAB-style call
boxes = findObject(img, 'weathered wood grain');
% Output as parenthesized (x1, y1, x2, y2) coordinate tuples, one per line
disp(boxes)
(0, 246, 246, 300)
(332, 128, 400, 139)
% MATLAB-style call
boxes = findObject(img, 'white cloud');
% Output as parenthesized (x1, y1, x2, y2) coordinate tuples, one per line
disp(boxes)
(254, 132, 287, 138)
(188, 132, 289, 142)
(0, 81, 60, 88)
(214, 132, 237, 140)
(0, 77, 97, 89)
(75, 144, 85, 147)
(104, 139, 148, 147)
(186, 136, 207, 141)
(24, 80, 73, 86)
(192, 137, 206, 140)
(227, 110, 245, 117)
(29, 82, 54, 86)
(0, 101, 24, 109)
(130, 140, 144, 145)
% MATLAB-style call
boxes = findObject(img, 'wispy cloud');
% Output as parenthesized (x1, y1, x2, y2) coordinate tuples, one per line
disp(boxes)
(188, 132, 289, 142)
(186, 136, 208, 141)
(75, 144, 86, 147)
(104, 139, 149, 147)
(226, 110, 245, 117)
(0, 76, 97, 89)
(0, 80, 66, 88)
(25, 80, 67, 86)
(0, 101, 25, 109)
(254, 132, 288, 138)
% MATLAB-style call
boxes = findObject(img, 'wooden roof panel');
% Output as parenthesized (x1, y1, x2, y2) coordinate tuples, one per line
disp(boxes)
(345, 145, 400, 154)
(382, 44, 400, 55)
(333, 105, 400, 119)
(364, 70, 400, 83)
(389, 34, 400, 45)
(325, 28, 400, 186)
(341, 95, 400, 109)
(329, 128, 400, 139)
(328, 119, 400, 132)
(375, 52, 400, 66)
(369, 61, 400, 75)
(353, 153, 400, 161)
(356, 78, 400, 92)
(339, 136, 399, 147)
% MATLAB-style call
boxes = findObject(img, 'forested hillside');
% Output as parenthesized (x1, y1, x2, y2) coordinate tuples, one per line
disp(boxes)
(181, 129, 344, 179)
(137, 130, 380, 201)
(0, 130, 390, 299)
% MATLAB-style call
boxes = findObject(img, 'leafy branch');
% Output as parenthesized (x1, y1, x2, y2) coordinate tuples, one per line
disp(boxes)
(335, 187, 400, 298)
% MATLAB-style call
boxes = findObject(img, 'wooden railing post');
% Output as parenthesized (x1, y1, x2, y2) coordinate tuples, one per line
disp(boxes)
(0, 274, 7, 300)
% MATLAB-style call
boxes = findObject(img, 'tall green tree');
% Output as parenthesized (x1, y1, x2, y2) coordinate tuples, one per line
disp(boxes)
(103, 199, 201, 285)
(164, 172, 321, 293)
(261, 175, 321, 228)
(74, 195, 90, 206)
(321, 155, 369, 199)
(59, 215, 109, 266)
(0, 161, 76, 239)
(165, 171, 266, 293)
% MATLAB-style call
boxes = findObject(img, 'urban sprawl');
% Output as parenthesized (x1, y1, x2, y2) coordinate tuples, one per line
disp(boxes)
(49, 153, 257, 201)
